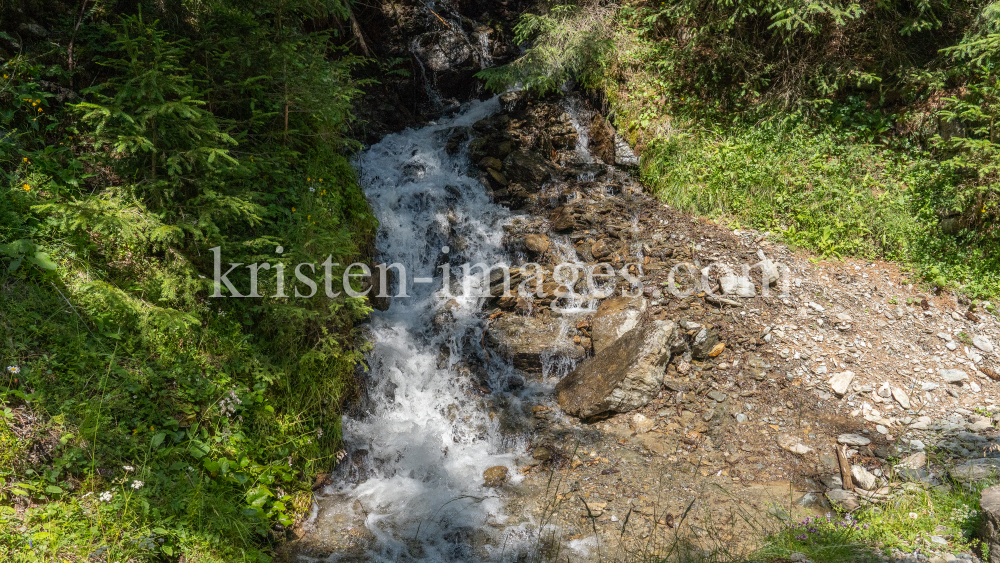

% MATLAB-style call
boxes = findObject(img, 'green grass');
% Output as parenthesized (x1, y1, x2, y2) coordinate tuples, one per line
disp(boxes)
(632, 115, 1000, 300)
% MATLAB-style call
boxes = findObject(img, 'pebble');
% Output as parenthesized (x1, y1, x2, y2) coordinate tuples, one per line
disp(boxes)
(973, 335, 994, 353)
(876, 424, 889, 434)
(939, 369, 969, 384)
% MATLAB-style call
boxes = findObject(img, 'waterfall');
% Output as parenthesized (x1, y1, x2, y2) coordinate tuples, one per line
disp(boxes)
(322, 97, 532, 562)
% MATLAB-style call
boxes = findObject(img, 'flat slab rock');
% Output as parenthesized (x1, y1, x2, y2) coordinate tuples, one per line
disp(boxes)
(557, 320, 677, 420)
(952, 458, 1000, 483)
(487, 314, 585, 373)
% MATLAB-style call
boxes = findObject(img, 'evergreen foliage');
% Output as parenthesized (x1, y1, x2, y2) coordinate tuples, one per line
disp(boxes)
(482, 0, 1000, 298)
(0, 1, 376, 560)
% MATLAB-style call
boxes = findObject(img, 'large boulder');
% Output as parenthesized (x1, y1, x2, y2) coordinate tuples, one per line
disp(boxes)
(556, 320, 678, 420)
(487, 315, 585, 373)
(591, 297, 647, 353)
(980, 486, 1000, 563)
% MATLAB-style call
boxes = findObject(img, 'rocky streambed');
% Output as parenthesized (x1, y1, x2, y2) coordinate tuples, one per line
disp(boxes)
(282, 91, 1000, 563)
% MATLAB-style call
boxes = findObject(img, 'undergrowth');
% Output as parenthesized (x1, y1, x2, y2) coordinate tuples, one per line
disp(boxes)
(480, 0, 1000, 300)
(1, 0, 377, 560)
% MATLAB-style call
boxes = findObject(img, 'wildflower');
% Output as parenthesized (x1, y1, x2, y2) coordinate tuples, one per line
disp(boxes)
(23, 157, 27, 163)
(99, 491, 113, 502)
(309, 187, 315, 192)
(307, 177, 311, 181)
(6, 366, 19, 375)
(292, 207, 296, 212)
(122, 465, 134, 472)
(131, 480, 144, 490)
(22, 183, 30, 192)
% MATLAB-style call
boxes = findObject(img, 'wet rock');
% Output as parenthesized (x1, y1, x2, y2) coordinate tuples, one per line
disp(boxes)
(556, 320, 678, 420)
(589, 115, 616, 164)
(613, 134, 639, 167)
(483, 466, 509, 487)
(551, 206, 577, 232)
(503, 150, 555, 185)
(826, 489, 860, 511)
(523, 233, 551, 256)
(591, 296, 647, 353)
(487, 315, 586, 373)
(591, 239, 613, 261)
(499, 91, 527, 113)
(411, 30, 483, 100)
(479, 156, 503, 171)
(532, 446, 553, 462)
(979, 485, 1000, 563)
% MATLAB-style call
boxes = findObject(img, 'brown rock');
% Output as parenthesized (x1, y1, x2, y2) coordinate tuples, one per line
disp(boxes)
(591, 239, 613, 261)
(551, 206, 576, 232)
(591, 296, 647, 353)
(524, 233, 551, 256)
(556, 320, 678, 419)
(483, 466, 509, 487)
(589, 114, 616, 164)
(479, 156, 503, 171)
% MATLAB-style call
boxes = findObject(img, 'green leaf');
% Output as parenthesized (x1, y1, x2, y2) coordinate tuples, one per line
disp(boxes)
(28, 252, 57, 270)
(44, 485, 64, 494)
(162, 545, 174, 556)
(7, 258, 21, 273)
(150, 432, 166, 448)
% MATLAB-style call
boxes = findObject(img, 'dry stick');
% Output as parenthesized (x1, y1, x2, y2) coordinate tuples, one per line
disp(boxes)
(837, 444, 855, 491)
(420, 1, 452, 28)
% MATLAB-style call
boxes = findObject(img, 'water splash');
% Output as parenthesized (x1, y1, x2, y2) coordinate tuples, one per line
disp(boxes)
(331, 97, 528, 562)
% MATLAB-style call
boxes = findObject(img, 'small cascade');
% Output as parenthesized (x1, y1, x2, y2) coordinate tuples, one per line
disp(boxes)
(325, 97, 534, 562)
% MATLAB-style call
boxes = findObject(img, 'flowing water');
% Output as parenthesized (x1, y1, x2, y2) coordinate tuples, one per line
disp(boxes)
(326, 97, 536, 562)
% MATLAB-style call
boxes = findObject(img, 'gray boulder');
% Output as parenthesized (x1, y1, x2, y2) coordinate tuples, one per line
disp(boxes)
(952, 458, 1000, 483)
(557, 320, 678, 420)
(591, 296, 646, 353)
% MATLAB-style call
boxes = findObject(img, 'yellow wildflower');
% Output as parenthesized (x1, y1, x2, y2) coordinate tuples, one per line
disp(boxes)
(23, 184, 30, 192)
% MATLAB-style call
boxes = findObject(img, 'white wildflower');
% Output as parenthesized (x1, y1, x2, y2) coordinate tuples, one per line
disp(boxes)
(131, 480, 144, 490)
(6, 365, 19, 375)
(122, 465, 134, 472)
(99, 491, 113, 502)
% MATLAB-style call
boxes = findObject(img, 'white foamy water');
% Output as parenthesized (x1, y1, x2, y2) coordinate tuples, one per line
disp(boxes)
(330, 97, 530, 562)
